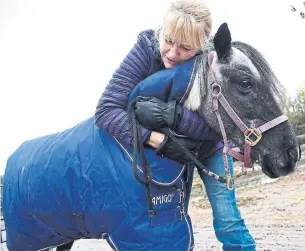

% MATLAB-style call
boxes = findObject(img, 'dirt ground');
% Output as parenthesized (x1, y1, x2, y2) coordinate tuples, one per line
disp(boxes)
(67, 164, 305, 251)
(189, 166, 305, 251)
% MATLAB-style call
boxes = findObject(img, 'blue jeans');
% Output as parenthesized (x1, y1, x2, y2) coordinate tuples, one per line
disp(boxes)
(202, 152, 256, 251)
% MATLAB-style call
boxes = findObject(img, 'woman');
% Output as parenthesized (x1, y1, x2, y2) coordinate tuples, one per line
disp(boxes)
(95, 0, 256, 250)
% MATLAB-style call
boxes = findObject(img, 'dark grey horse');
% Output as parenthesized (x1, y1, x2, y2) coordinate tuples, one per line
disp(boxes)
(53, 23, 299, 251)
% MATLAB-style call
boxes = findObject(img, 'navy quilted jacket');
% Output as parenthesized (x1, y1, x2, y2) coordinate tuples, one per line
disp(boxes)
(95, 29, 217, 147)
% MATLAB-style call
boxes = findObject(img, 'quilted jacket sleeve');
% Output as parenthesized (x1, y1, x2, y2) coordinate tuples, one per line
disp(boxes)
(176, 108, 220, 141)
(95, 31, 154, 147)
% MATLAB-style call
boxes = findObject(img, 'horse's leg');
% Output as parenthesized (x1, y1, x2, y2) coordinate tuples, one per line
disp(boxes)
(56, 241, 74, 251)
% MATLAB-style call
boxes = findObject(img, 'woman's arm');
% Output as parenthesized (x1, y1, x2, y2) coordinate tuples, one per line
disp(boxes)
(134, 97, 220, 141)
(95, 30, 156, 147)
(176, 107, 220, 141)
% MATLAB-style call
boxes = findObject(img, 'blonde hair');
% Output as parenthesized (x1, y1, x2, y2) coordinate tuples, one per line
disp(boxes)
(159, 0, 212, 50)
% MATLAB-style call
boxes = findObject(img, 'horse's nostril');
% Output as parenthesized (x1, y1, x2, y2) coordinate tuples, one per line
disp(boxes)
(286, 147, 298, 163)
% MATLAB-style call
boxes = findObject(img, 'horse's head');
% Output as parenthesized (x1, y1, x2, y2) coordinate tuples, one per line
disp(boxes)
(192, 23, 299, 178)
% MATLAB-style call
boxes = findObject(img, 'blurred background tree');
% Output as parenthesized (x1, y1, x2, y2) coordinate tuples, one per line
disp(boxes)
(286, 82, 305, 144)
(286, 84, 305, 126)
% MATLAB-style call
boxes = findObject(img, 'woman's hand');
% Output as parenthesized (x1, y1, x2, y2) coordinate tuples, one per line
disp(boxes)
(135, 97, 182, 130)
(146, 130, 201, 164)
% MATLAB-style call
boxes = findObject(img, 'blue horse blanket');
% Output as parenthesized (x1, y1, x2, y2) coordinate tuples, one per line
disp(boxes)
(3, 57, 199, 251)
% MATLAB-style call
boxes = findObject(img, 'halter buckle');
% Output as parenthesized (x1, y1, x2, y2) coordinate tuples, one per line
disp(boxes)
(211, 83, 222, 98)
(244, 129, 262, 146)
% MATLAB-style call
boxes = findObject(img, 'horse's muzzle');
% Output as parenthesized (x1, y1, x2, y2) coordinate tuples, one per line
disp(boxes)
(262, 145, 298, 178)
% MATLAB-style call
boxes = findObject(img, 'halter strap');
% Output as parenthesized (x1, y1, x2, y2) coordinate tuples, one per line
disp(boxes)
(258, 115, 288, 133)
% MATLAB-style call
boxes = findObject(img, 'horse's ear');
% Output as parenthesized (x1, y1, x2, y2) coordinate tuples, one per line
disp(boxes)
(213, 23, 232, 62)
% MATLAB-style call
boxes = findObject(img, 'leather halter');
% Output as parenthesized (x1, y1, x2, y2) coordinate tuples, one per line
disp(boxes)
(207, 52, 288, 189)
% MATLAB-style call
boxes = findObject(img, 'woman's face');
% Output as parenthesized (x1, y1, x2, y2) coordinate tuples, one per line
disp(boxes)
(159, 35, 200, 69)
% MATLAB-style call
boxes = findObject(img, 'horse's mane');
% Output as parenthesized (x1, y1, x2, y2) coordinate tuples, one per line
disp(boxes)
(232, 41, 286, 108)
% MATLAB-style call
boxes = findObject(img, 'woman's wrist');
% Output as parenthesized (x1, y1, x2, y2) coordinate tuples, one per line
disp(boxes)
(146, 131, 165, 148)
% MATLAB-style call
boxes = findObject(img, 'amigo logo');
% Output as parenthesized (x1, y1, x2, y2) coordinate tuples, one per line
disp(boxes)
(152, 193, 174, 206)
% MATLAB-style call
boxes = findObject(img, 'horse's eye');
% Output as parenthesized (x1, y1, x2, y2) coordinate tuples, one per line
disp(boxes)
(238, 80, 252, 91)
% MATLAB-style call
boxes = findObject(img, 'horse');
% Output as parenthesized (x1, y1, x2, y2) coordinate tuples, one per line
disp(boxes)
(1, 23, 300, 251)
